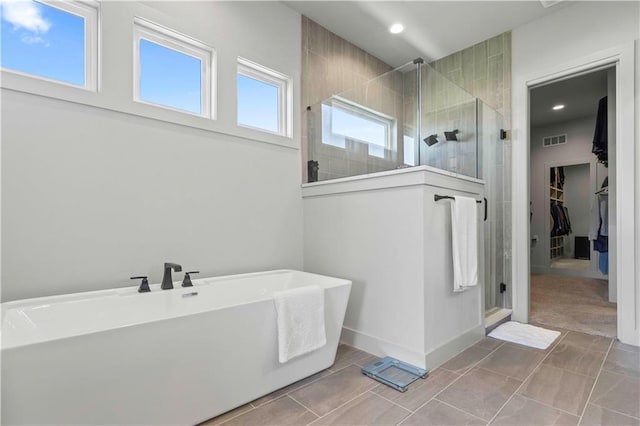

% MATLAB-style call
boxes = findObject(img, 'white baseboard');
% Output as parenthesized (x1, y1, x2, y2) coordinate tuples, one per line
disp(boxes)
(340, 324, 485, 371)
(423, 325, 485, 370)
(340, 326, 425, 369)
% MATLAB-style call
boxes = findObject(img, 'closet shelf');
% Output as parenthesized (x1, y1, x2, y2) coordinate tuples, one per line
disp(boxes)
(549, 166, 565, 259)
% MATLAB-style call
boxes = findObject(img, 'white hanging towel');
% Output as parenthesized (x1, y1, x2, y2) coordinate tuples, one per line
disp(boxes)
(273, 286, 327, 363)
(450, 196, 479, 292)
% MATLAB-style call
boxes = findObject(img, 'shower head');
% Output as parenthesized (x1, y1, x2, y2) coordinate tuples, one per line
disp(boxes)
(444, 129, 459, 141)
(424, 134, 439, 146)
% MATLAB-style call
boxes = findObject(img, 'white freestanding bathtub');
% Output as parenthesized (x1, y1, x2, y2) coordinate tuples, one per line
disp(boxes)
(1, 270, 352, 425)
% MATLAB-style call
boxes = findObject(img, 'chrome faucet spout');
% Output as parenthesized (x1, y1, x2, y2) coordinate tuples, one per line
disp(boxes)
(161, 262, 182, 290)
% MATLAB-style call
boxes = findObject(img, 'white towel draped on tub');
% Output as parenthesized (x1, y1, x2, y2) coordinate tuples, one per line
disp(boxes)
(450, 196, 479, 292)
(273, 286, 327, 363)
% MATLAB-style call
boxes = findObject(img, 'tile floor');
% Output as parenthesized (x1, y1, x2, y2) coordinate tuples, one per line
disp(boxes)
(201, 329, 639, 426)
(530, 274, 617, 338)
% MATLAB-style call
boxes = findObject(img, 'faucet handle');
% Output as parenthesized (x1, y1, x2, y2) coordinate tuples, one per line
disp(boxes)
(131, 276, 150, 293)
(182, 271, 200, 287)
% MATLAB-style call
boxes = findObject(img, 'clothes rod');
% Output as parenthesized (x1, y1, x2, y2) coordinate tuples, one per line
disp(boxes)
(434, 195, 482, 203)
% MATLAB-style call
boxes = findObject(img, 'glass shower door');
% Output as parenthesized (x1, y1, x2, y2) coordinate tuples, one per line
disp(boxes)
(478, 100, 507, 314)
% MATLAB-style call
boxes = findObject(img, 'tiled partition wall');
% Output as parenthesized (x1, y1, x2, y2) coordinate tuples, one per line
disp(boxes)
(302, 17, 406, 182)
(430, 33, 513, 306)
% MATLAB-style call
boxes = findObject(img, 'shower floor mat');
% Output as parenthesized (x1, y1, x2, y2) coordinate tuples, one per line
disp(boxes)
(488, 321, 561, 350)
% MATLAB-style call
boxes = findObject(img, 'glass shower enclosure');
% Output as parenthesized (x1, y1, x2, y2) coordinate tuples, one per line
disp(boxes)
(305, 59, 508, 316)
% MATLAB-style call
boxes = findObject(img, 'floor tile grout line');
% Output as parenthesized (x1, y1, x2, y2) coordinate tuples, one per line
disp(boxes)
(364, 390, 414, 415)
(578, 339, 615, 423)
(476, 341, 505, 352)
(517, 394, 581, 418)
(287, 393, 322, 419)
(397, 338, 508, 423)
(326, 363, 354, 374)
(587, 400, 640, 421)
(395, 410, 415, 426)
(609, 343, 640, 355)
(433, 397, 491, 423)
(539, 359, 609, 380)
(474, 338, 561, 382)
(304, 389, 376, 426)
(214, 405, 257, 426)
(327, 353, 372, 374)
(557, 342, 612, 355)
(303, 377, 380, 425)
(586, 364, 640, 379)
(251, 370, 334, 408)
(439, 339, 506, 377)
(485, 331, 570, 424)
(473, 364, 527, 382)
(599, 362, 640, 379)
(281, 370, 335, 401)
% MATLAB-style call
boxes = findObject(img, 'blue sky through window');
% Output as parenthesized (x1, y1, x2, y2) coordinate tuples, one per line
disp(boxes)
(321, 101, 392, 158)
(1, 0, 85, 86)
(237, 74, 279, 133)
(331, 107, 386, 147)
(139, 39, 202, 114)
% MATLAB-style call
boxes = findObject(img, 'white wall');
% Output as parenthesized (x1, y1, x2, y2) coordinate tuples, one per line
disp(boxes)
(1, 1, 303, 301)
(511, 1, 639, 344)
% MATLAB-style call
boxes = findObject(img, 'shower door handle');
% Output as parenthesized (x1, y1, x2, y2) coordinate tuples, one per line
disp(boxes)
(483, 198, 488, 222)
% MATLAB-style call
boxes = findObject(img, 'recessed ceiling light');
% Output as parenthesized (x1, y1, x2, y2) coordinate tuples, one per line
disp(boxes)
(389, 23, 404, 34)
(552, 104, 565, 110)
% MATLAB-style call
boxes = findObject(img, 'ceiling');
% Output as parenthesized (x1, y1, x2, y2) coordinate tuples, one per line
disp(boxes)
(285, 1, 570, 67)
(530, 69, 610, 128)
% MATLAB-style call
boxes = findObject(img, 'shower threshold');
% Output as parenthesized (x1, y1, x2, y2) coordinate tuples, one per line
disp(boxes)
(485, 308, 512, 332)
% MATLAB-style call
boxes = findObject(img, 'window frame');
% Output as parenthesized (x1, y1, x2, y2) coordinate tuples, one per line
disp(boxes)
(132, 17, 215, 119)
(0, 0, 99, 91)
(322, 96, 396, 157)
(237, 57, 292, 137)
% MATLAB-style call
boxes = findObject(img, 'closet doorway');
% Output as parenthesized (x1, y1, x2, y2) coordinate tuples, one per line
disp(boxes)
(528, 68, 616, 338)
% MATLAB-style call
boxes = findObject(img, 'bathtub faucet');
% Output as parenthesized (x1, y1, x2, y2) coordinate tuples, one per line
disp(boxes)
(161, 262, 183, 290)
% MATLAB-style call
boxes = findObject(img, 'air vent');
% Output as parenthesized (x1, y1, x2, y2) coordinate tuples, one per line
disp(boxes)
(542, 134, 567, 147)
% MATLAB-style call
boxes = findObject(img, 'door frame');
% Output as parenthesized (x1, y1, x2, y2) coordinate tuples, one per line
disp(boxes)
(512, 42, 638, 345)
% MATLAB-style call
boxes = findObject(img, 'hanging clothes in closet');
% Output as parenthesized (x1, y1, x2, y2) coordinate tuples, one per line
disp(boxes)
(590, 178, 609, 274)
(550, 201, 572, 237)
(592, 96, 608, 167)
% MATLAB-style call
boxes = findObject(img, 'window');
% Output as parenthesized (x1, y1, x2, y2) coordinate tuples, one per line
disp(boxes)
(237, 57, 291, 136)
(0, 0, 98, 89)
(321, 98, 396, 158)
(133, 18, 214, 117)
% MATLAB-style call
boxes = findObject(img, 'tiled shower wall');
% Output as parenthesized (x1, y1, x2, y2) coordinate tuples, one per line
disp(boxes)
(417, 67, 479, 178)
(430, 32, 513, 306)
(302, 17, 405, 182)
